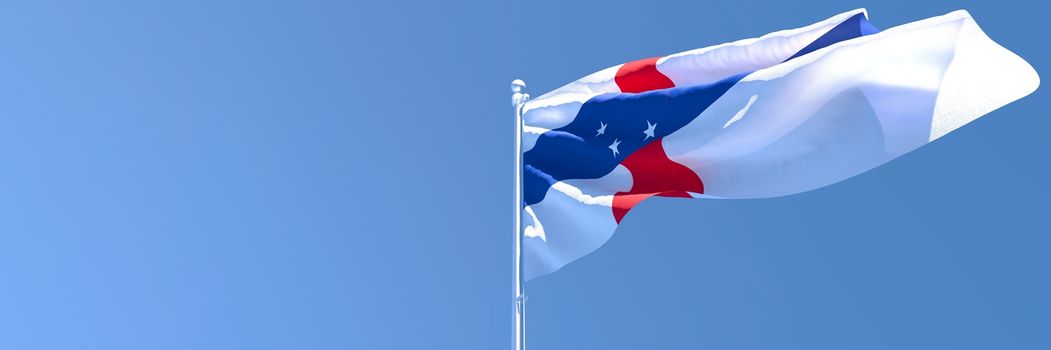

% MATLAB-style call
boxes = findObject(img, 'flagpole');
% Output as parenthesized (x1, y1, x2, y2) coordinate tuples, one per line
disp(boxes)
(511, 79, 529, 350)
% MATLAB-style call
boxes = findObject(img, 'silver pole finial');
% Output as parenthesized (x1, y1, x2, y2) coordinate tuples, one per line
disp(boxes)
(511, 79, 529, 109)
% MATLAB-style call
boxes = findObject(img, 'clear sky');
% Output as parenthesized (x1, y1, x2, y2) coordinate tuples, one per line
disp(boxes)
(0, 0, 1047, 349)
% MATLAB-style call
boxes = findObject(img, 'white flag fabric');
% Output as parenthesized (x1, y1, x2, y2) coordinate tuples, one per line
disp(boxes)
(521, 9, 1038, 280)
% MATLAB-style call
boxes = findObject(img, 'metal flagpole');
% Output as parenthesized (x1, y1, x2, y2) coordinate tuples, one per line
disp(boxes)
(511, 79, 529, 350)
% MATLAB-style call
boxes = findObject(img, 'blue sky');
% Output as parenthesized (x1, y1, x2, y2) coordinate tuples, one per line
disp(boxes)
(0, 0, 1047, 349)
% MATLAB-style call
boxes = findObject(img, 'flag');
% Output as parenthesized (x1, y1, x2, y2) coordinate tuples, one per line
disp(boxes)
(520, 9, 1038, 280)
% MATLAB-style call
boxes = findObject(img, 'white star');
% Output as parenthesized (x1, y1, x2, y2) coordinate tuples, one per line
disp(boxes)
(596, 121, 607, 137)
(643, 120, 656, 140)
(608, 139, 621, 157)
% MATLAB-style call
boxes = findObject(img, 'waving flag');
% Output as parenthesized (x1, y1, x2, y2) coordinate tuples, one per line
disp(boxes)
(520, 9, 1038, 280)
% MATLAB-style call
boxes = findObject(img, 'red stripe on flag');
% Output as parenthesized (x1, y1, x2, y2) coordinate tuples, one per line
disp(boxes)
(614, 57, 675, 93)
(612, 138, 704, 223)
(611, 58, 704, 223)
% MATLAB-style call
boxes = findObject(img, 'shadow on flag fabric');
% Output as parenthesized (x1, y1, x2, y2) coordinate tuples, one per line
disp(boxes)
(520, 9, 1039, 280)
